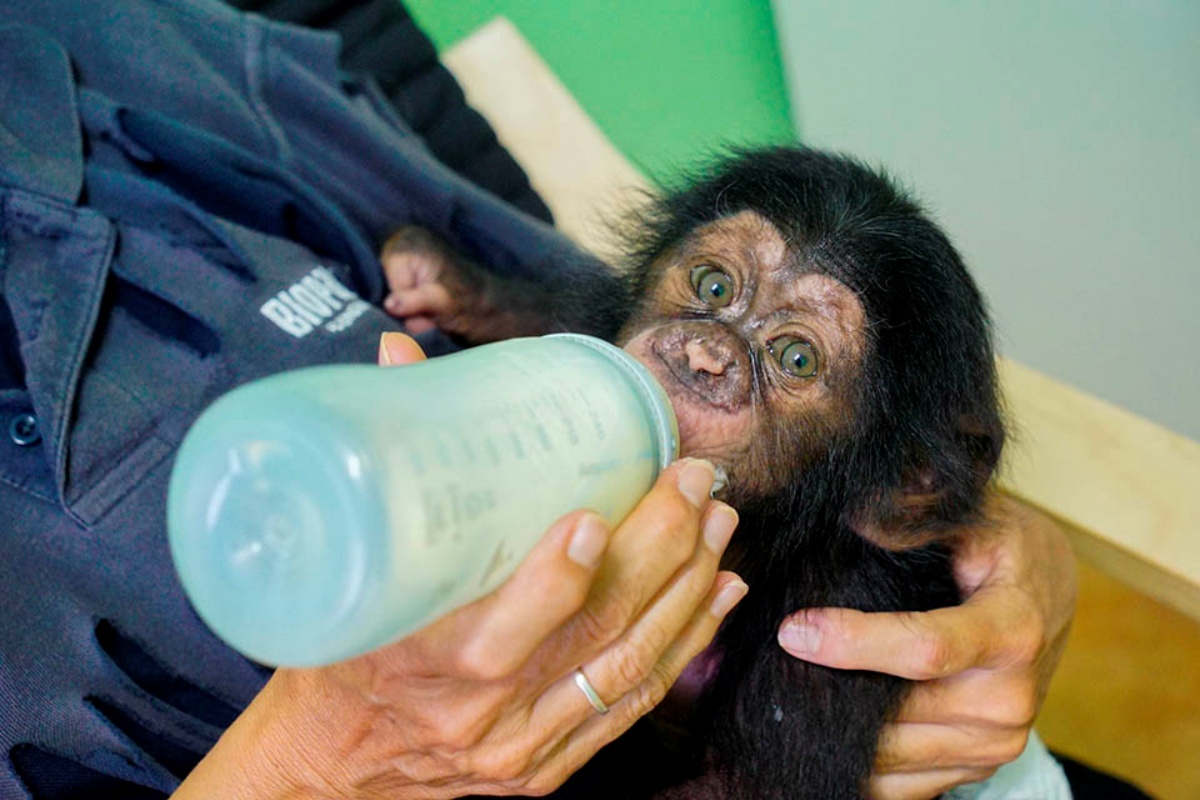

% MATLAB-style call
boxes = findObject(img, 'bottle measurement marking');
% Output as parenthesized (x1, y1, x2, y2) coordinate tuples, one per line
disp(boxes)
(572, 385, 608, 442)
(421, 484, 498, 546)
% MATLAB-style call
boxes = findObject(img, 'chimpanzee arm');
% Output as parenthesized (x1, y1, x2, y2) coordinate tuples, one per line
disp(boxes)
(381, 225, 630, 344)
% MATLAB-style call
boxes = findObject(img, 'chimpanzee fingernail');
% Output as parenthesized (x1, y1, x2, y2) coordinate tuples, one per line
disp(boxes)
(710, 580, 748, 619)
(778, 620, 823, 656)
(703, 505, 738, 553)
(567, 514, 608, 569)
(678, 459, 716, 507)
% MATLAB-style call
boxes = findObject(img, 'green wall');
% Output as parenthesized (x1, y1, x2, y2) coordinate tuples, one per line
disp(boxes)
(404, 0, 795, 182)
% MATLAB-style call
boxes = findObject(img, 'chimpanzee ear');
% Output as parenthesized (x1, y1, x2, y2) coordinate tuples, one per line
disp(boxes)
(849, 470, 952, 551)
(851, 416, 1003, 551)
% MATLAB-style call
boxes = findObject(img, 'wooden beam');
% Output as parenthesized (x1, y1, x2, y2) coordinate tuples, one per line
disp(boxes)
(998, 358, 1200, 619)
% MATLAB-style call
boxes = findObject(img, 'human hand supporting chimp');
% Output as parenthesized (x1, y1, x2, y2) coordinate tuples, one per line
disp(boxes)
(778, 494, 1076, 800)
(173, 333, 746, 799)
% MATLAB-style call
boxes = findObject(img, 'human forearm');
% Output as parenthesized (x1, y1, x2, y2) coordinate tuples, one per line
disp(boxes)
(172, 673, 331, 799)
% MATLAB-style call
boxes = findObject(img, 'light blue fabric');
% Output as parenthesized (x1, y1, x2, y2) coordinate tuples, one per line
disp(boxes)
(947, 732, 1073, 800)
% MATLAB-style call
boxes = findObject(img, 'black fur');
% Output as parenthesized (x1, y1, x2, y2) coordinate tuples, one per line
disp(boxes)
(478, 146, 1004, 799)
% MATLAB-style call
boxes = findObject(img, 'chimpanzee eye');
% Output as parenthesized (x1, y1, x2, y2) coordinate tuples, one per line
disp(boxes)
(770, 338, 819, 378)
(689, 265, 734, 308)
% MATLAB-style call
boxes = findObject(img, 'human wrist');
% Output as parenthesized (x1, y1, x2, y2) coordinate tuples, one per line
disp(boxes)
(173, 670, 347, 800)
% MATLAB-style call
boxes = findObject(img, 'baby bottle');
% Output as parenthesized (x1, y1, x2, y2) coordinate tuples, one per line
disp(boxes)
(167, 334, 678, 667)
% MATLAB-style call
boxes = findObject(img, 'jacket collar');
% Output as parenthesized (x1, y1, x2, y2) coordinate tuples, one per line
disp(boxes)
(2, 190, 114, 512)
(0, 25, 108, 510)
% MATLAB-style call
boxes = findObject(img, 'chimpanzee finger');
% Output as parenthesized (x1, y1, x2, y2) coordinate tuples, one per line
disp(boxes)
(383, 280, 453, 320)
(402, 315, 438, 335)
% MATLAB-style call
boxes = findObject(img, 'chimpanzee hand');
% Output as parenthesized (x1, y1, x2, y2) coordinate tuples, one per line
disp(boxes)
(380, 226, 551, 343)
(380, 225, 480, 337)
(776, 494, 1076, 800)
(172, 332, 746, 799)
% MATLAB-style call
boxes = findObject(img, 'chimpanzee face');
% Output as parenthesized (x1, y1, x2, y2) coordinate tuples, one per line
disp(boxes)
(617, 210, 868, 502)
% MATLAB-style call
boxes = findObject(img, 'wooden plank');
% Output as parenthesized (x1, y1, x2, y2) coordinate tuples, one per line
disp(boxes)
(444, 19, 1200, 620)
(998, 358, 1200, 619)
(442, 18, 648, 263)
(1038, 559, 1200, 800)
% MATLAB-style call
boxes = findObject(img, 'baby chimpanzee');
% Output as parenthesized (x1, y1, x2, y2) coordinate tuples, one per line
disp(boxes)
(381, 147, 1004, 800)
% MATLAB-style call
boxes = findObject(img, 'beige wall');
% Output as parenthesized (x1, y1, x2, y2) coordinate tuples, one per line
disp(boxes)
(772, 1, 1200, 442)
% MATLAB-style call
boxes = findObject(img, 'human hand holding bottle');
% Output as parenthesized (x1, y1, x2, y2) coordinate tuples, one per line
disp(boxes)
(171, 332, 745, 798)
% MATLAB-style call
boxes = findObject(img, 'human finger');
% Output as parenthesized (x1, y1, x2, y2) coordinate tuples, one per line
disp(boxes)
(559, 502, 739, 712)
(377, 331, 427, 366)
(396, 499, 738, 797)
(873, 718, 1030, 775)
(502, 470, 734, 764)
(777, 599, 1020, 681)
(867, 766, 996, 800)
(405, 509, 611, 681)
(565, 459, 718, 656)
(521, 570, 747, 794)
(889, 667, 1037, 729)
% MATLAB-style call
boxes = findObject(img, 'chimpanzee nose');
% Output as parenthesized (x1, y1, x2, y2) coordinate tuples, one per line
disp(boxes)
(650, 323, 749, 411)
(685, 338, 733, 376)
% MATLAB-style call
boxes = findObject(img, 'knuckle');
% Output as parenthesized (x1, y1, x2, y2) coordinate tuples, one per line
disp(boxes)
(992, 690, 1039, 729)
(623, 684, 661, 721)
(471, 746, 534, 785)
(643, 494, 701, 559)
(575, 598, 633, 649)
(910, 629, 956, 679)
(639, 662, 676, 709)
(615, 662, 676, 724)
(448, 642, 510, 682)
(992, 729, 1031, 766)
(425, 713, 486, 753)
(609, 643, 654, 694)
(1005, 621, 1047, 668)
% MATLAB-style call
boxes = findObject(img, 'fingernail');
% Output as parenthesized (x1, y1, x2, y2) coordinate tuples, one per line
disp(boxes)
(378, 331, 426, 366)
(710, 465, 728, 497)
(567, 514, 608, 569)
(378, 333, 393, 365)
(703, 505, 738, 554)
(710, 580, 748, 619)
(677, 459, 716, 508)
(778, 620, 822, 655)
